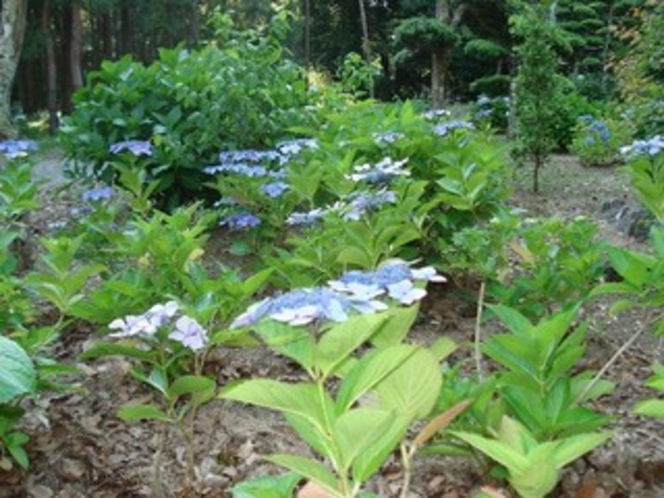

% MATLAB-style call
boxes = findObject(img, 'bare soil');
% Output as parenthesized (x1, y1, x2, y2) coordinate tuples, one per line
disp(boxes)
(1, 154, 663, 498)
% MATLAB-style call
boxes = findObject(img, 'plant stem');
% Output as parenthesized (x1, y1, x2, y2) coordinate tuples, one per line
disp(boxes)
(475, 280, 486, 380)
(398, 442, 416, 498)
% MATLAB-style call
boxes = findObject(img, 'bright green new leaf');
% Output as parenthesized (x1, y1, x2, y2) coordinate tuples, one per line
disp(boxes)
(266, 454, 341, 497)
(316, 313, 387, 378)
(221, 380, 334, 434)
(374, 347, 441, 418)
(0, 336, 36, 404)
(253, 321, 314, 371)
(550, 432, 613, 468)
(370, 305, 420, 347)
(332, 408, 394, 472)
(168, 375, 216, 398)
(450, 430, 528, 475)
(633, 399, 664, 419)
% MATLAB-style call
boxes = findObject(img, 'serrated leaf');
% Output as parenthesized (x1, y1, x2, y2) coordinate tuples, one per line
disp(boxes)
(0, 336, 36, 403)
(316, 314, 387, 378)
(332, 409, 394, 471)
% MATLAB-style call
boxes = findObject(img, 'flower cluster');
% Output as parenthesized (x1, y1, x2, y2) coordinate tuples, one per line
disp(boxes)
(277, 138, 318, 157)
(81, 186, 115, 203)
(620, 136, 664, 158)
(341, 189, 397, 221)
(204, 163, 269, 177)
(108, 301, 208, 352)
(423, 109, 451, 121)
(219, 211, 262, 230)
(109, 140, 154, 157)
(373, 132, 405, 145)
(231, 260, 445, 327)
(260, 181, 289, 198)
(0, 139, 37, 159)
(433, 120, 475, 137)
(347, 157, 410, 184)
(286, 208, 328, 226)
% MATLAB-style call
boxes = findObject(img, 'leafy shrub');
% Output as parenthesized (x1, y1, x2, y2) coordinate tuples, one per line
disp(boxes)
(61, 32, 319, 208)
(470, 95, 509, 132)
(571, 115, 632, 166)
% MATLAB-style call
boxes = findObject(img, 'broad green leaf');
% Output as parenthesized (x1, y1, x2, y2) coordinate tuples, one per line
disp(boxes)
(0, 336, 36, 403)
(285, 412, 337, 459)
(117, 403, 172, 423)
(551, 432, 612, 468)
(266, 454, 341, 497)
(351, 413, 411, 483)
(370, 305, 419, 347)
(168, 375, 216, 398)
(374, 347, 441, 419)
(335, 345, 418, 413)
(332, 409, 394, 471)
(450, 430, 528, 474)
(316, 314, 387, 378)
(430, 336, 457, 361)
(488, 304, 533, 337)
(253, 321, 314, 371)
(221, 380, 333, 434)
(231, 472, 301, 498)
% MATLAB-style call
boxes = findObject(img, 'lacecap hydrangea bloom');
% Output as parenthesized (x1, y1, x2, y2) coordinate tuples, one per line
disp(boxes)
(347, 157, 410, 185)
(231, 259, 446, 328)
(0, 139, 38, 159)
(109, 140, 154, 156)
(620, 136, 664, 158)
(219, 211, 261, 230)
(108, 301, 208, 352)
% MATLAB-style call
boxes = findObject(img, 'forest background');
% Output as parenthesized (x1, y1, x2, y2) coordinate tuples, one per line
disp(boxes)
(1, 0, 661, 139)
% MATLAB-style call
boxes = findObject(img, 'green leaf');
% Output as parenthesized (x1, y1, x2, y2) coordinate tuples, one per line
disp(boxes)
(332, 408, 394, 471)
(370, 305, 419, 347)
(316, 314, 387, 378)
(78, 342, 155, 362)
(253, 321, 314, 371)
(488, 304, 533, 337)
(168, 375, 216, 398)
(551, 432, 612, 468)
(634, 399, 664, 419)
(221, 380, 333, 435)
(450, 430, 528, 474)
(266, 454, 341, 497)
(374, 347, 442, 419)
(335, 345, 418, 413)
(117, 403, 172, 423)
(0, 336, 36, 403)
(231, 472, 302, 498)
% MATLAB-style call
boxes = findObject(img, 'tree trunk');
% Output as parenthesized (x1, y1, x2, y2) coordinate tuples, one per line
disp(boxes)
(188, 0, 201, 46)
(42, 0, 58, 134)
(431, 0, 466, 109)
(0, 0, 28, 138)
(358, 0, 374, 98)
(70, 1, 83, 91)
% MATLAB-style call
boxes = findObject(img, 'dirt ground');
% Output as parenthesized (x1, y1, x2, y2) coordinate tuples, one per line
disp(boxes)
(1, 154, 663, 497)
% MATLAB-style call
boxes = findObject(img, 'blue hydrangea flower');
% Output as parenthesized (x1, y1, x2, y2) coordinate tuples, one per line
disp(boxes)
(220, 211, 261, 230)
(286, 208, 328, 226)
(168, 316, 208, 351)
(0, 139, 37, 159)
(347, 157, 410, 184)
(477, 95, 491, 107)
(109, 140, 154, 156)
(204, 163, 268, 178)
(81, 186, 115, 202)
(342, 189, 397, 221)
(620, 136, 664, 158)
(423, 109, 451, 121)
(386, 280, 427, 305)
(145, 301, 179, 329)
(373, 132, 405, 145)
(230, 287, 385, 328)
(583, 136, 595, 147)
(433, 120, 475, 137)
(475, 108, 492, 119)
(109, 314, 159, 338)
(219, 149, 282, 165)
(261, 181, 289, 198)
(277, 139, 318, 157)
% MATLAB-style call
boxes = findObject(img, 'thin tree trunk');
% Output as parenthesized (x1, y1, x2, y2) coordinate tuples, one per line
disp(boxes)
(304, 0, 311, 71)
(70, 1, 83, 91)
(188, 0, 201, 46)
(0, 0, 28, 138)
(358, 0, 374, 98)
(42, 0, 58, 134)
(431, 0, 467, 109)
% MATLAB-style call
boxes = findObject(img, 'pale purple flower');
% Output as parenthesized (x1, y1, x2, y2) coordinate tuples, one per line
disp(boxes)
(411, 266, 447, 283)
(108, 314, 158, 338)
(169, 316, 208, 351)
(342, 189, 397, 221)
(286, 208, 328, 226)
(373, 132, 404, 145)
(204, 163, 268, 177)
(109, 140, 154, 156)
(219, 149, 281, 164)
(348, 157, 410, 184)
(81, 186, 115, 202)
(220, 211, 261, 230)
(0, 139, 37, 159)
(433, 120, 475, 137)
(261, 181, 289, 198)
(277, 139, 318, 157)
(386, 280, 427, 305)
(145, 301, 179, 328)
(620, 136, 664, 158)
(423, 109, 451, 120)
